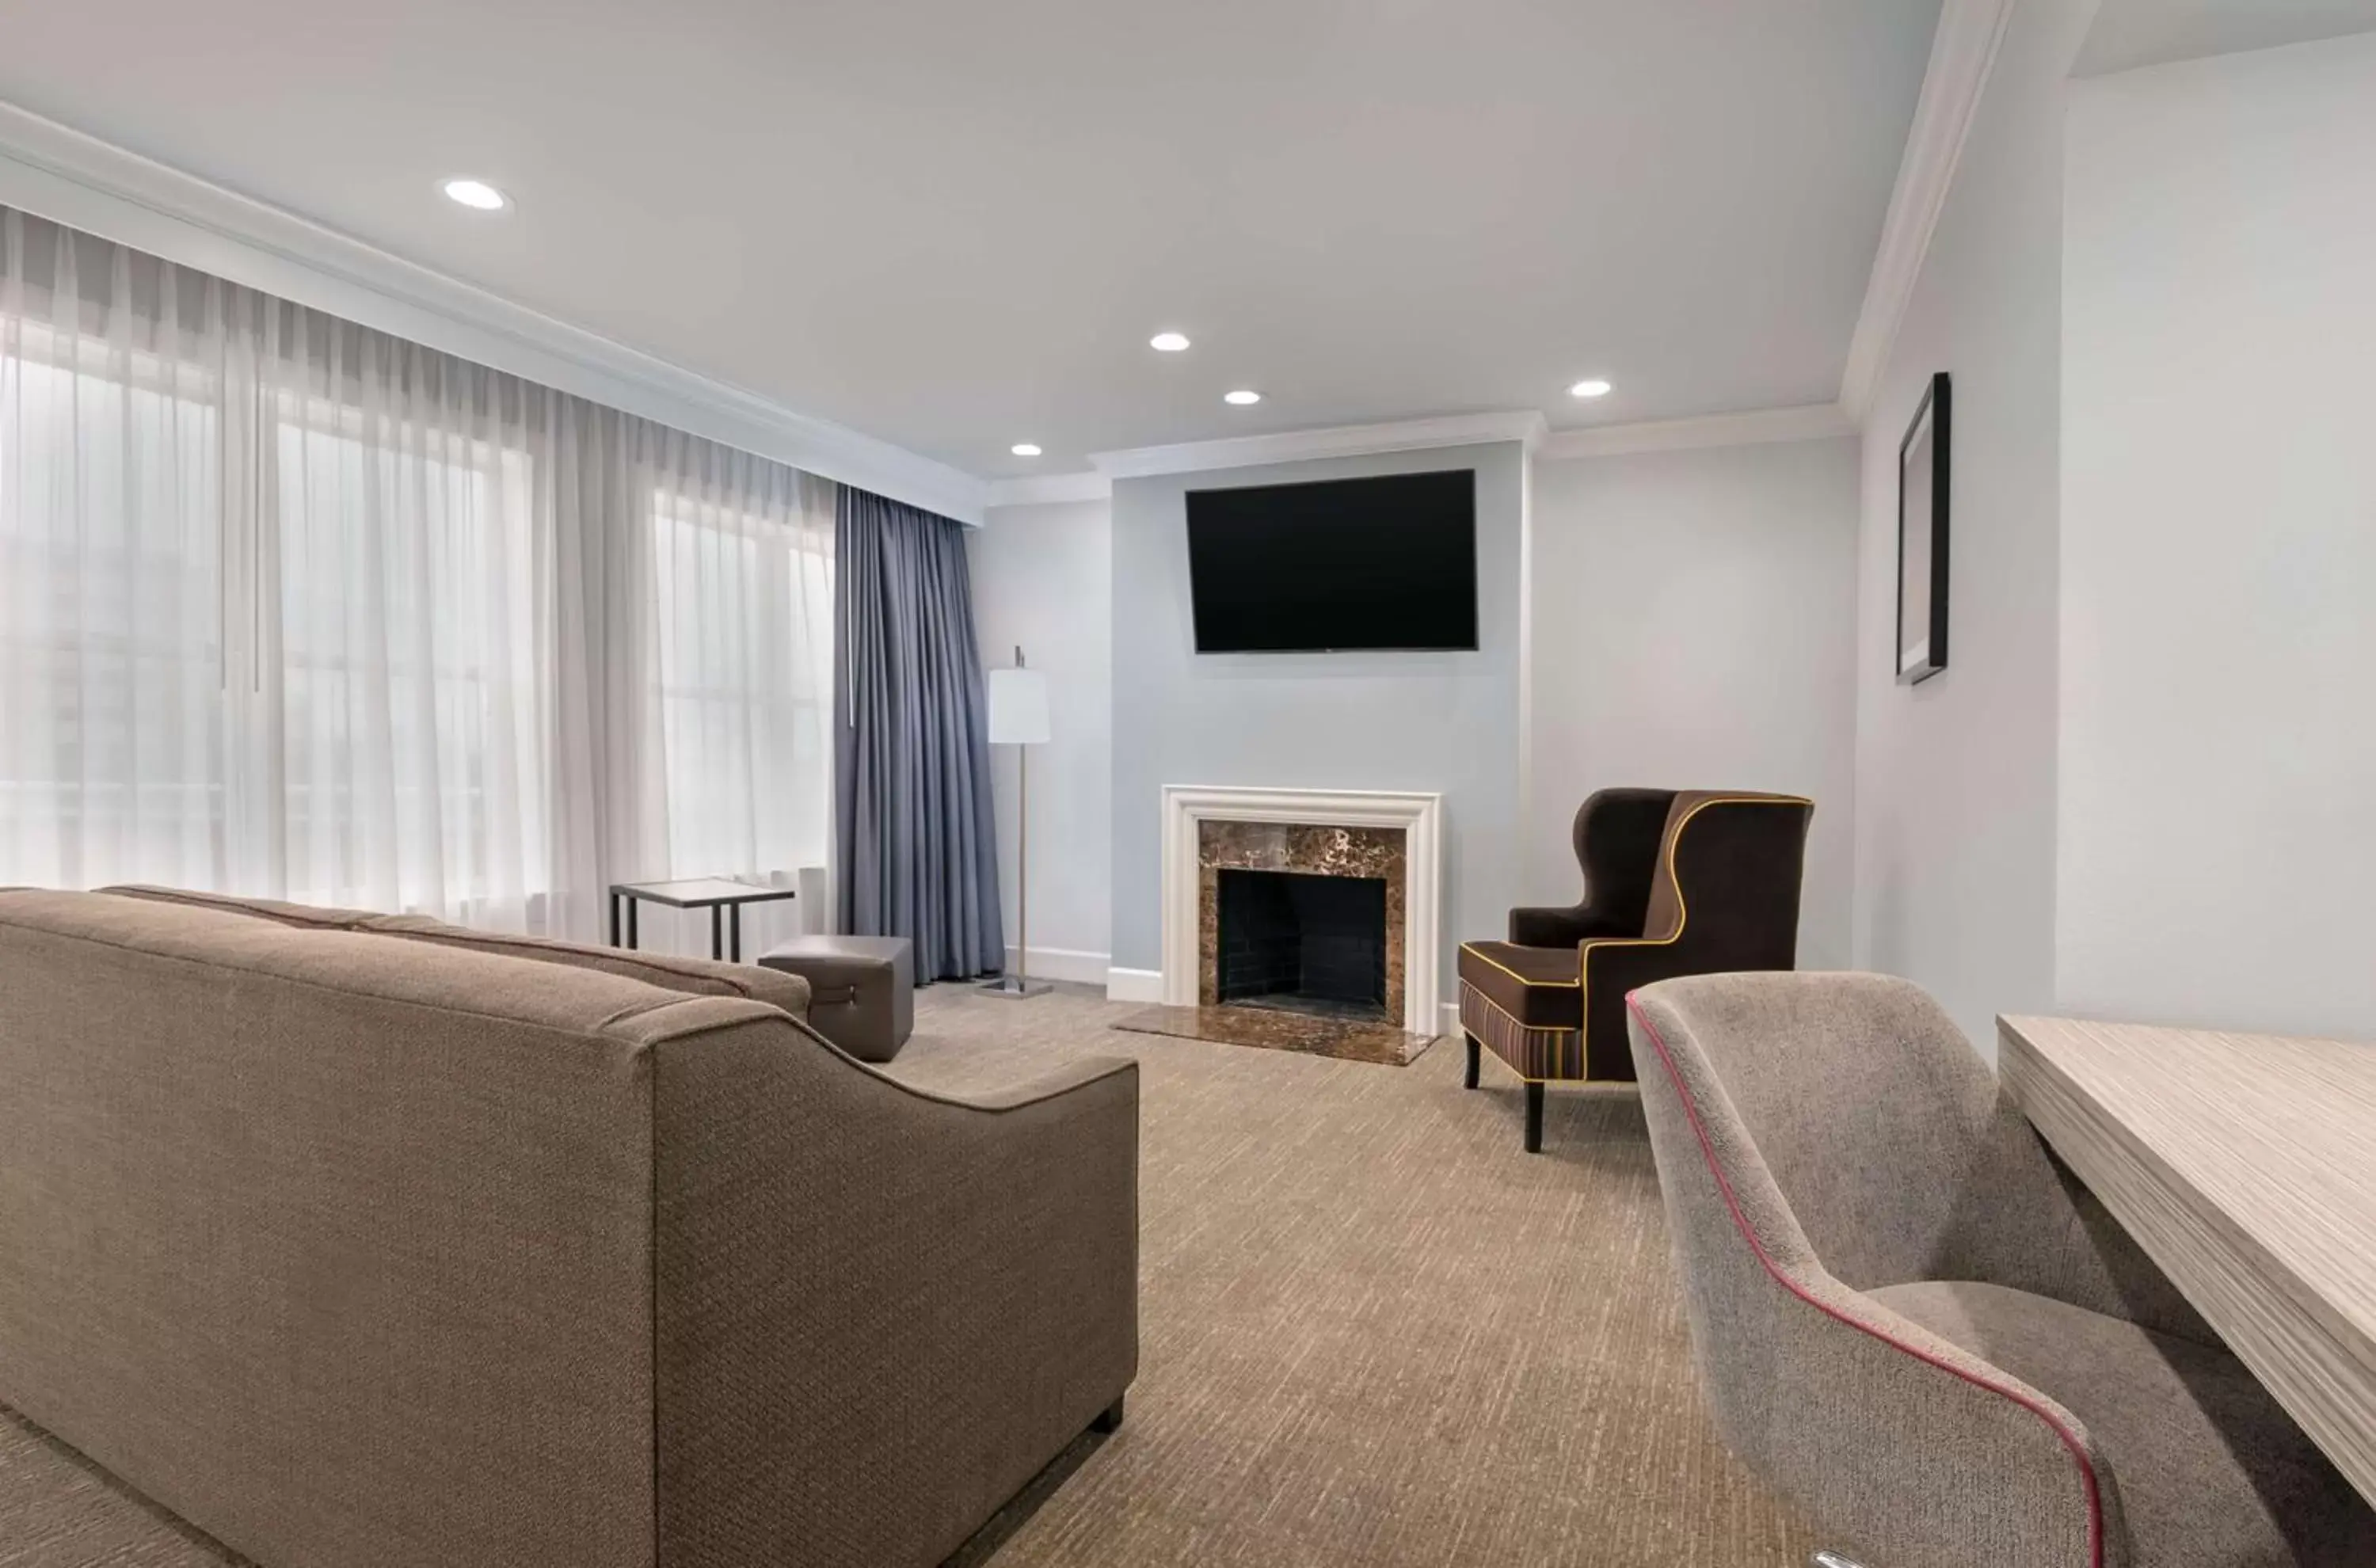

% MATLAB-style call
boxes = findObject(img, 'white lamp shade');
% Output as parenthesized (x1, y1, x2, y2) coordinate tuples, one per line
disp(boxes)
(986, 667, 1051, 744)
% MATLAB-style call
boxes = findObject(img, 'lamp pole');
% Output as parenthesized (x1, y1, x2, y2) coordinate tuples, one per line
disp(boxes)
(1016, 649, 1031, 988)
(984, 645, 1052, 997)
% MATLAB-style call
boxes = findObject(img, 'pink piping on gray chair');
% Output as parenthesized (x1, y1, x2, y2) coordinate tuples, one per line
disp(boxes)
(1625, 994, 2106, 1568)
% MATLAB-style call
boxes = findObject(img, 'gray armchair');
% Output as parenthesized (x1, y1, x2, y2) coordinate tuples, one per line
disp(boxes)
(1626, 971, 2375, 1568)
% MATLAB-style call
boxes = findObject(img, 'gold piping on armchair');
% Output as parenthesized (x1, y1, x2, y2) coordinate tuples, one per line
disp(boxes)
(1459, 794, 1814, 1080)
(1578, 794, 1814, 1065)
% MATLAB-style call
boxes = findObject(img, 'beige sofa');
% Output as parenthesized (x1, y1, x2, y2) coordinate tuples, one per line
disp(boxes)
(0, 886, 1138, 1568)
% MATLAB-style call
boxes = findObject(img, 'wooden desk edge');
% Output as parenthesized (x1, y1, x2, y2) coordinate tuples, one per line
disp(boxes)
(1996, 1012, 2376, 1507)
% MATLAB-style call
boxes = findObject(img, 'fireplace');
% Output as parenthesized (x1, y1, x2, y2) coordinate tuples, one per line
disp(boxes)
(1123, 785, 1444, 1064)
(1159, 785, 1445, 1039)
(1213, 869, 1390, 1021)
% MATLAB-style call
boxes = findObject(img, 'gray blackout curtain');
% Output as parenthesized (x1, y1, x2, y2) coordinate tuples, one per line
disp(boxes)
(833, 488, 1005, 980)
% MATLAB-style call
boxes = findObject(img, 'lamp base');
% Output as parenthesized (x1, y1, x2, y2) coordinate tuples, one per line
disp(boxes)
(980, 974, 1055, 999)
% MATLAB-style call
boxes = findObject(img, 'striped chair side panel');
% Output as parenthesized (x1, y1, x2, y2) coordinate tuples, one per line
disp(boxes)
(1460, 980, 1586, 1081)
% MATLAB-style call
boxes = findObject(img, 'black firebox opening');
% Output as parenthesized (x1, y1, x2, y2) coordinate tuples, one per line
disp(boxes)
(1215, 869, 1388, 1021)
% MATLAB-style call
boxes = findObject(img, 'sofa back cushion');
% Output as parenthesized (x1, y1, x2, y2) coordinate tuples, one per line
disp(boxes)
(0, 889, 666, 1568)
(364, 913, 813, 1016)
(94, 881, 379, 930)
(97, 885, 811, 1016)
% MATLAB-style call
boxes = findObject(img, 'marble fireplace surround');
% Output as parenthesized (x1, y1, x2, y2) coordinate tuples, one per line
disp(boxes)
(1160, 786, 1444, 1037)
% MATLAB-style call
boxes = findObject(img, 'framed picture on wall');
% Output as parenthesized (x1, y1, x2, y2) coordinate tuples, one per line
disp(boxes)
(1896, 371, 1951, 684)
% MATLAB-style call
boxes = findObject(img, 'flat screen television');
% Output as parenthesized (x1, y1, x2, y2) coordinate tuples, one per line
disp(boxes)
(1184, 469, 1478, 653)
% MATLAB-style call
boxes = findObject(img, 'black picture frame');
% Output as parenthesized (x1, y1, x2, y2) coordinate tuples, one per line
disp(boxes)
(1895, 371, 1951, 685)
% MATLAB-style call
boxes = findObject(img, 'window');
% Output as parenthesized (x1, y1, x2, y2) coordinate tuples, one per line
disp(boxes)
(649, 481, 833, 883)
(273, 411, 547, 915)
(2, 207, 838, 939)
(0, 322, 227, 891)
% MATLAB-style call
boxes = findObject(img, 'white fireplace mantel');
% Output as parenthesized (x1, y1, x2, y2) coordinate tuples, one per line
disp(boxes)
(1159, 784, 1445, 1035)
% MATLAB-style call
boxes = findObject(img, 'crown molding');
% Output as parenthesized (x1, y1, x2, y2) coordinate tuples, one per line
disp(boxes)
(0, 99, 988, 523)
(1838, 0, 2018, 422)
(985, 470, 1114, 508)
(1536, 402, 1853, 460)
(1089, 409, 1548, 481)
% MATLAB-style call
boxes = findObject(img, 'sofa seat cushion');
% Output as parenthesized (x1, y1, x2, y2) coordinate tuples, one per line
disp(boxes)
(1456, 942, 1582, 1029)
(1867, 1280, 2376, 1567)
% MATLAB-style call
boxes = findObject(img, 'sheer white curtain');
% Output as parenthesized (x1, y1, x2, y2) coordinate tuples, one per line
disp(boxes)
(2, 215, 233, 893)
(0, 207, 835, 938)
(601, 422, 835, 952)
(643, 436, 834, 885)
(265, 309, 553, 927)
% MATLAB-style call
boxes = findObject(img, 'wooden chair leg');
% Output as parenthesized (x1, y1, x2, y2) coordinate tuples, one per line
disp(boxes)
(1525, 1082, 1544, 1153)
(1463, 1033, 1481, 1090)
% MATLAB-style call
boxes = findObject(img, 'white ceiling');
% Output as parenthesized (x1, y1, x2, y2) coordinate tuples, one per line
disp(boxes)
(2077, 0, 2376, 77)
(0, 0, 1941, 478)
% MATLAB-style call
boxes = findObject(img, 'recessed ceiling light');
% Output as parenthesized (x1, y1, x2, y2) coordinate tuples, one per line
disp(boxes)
(1568, 378, 1613, 398)
(1011, 443, 1043, 458)
(1149, 331, 1191, 352)
(441, 177, 508, 211)
(1224, 389, 1262, 405)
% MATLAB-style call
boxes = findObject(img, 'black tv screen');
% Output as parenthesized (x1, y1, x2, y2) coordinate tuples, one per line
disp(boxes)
(1185, 470, 1478, 653)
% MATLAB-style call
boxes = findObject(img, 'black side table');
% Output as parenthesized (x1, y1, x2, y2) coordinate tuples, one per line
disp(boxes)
(608, 878, 797, 962)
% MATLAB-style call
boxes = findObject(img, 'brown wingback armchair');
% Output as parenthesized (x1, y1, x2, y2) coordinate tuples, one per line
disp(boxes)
(1456, 789, 1812, 1151)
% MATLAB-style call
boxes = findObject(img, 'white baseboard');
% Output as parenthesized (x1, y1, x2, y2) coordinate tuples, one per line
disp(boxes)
(1105, 967, 1164, 1004)
(1439, 1001, 1464, 1037)
(1000, 944, 1110, 988)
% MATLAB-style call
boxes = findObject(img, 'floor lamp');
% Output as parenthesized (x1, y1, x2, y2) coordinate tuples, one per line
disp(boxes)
(984, 648, 1053, 997)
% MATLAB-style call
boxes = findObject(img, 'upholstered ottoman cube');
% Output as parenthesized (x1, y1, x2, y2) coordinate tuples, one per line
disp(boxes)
(756, 935, 915, 1062)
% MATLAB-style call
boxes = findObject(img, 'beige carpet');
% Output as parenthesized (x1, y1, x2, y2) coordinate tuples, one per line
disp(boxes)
(1, 983, 1817, 1567)
(0, 1416, 249, 1568)
(905, 984, 1816, 1568)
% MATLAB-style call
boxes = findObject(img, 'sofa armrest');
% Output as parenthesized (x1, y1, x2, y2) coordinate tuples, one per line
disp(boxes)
(879, 1053, 1137, 1113)
(649, 1017, 1138, 1568)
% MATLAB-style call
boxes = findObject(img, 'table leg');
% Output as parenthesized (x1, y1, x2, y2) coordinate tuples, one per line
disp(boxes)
(608, 892, 619, 949)
(626, 897, 638, 951)
(710, 905, 724, 961)
(729, 904, 742, 963)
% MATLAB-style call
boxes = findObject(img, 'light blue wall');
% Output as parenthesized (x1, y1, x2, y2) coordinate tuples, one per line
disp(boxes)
(1108, 441, 1525, 996)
